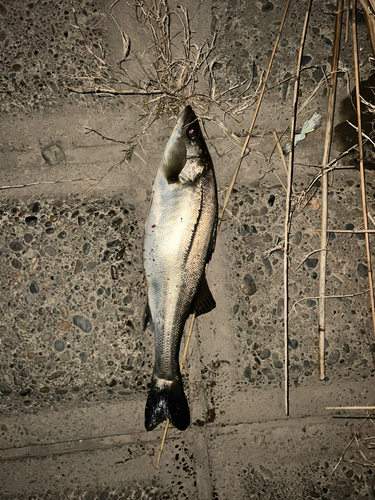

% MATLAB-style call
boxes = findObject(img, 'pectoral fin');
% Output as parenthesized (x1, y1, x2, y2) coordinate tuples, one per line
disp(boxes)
(193, 276, 216, 317)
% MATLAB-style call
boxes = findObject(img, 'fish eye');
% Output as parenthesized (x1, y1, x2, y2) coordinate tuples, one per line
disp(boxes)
(187, 127, 198, 140)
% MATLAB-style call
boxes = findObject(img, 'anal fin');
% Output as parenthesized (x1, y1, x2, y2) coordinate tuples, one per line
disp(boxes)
(193, 275, 216, 317)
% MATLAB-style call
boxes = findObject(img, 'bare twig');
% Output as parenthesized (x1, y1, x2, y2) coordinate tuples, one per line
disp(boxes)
(318, 0, 343, 381)
(0, 178, 99, 191)
(332, 416, 370, 474)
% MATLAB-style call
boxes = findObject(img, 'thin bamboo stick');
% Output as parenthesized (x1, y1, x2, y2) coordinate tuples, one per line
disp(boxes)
(352, 0, 375, 338)
(283, 0, 313, 416)
(318, 0, 343, 381)
(327, 406, 375, 410)
(326, 229, 375, 233)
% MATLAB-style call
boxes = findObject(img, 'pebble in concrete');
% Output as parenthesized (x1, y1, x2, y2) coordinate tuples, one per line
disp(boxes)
(73, 315, 92, 333)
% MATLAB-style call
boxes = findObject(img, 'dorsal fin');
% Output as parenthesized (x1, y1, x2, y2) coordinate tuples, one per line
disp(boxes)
(193, 276, 216, 317)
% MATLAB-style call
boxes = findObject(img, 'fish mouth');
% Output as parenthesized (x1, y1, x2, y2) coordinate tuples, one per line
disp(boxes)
(177, 105, 198, 129)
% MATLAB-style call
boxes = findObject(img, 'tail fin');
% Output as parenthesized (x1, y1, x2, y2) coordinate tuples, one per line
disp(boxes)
(145, 376, 190, 431)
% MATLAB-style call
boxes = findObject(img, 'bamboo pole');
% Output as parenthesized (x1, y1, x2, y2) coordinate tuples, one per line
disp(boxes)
(283, 0, 313, 416)
(352, 0, 375, 338)
(318, 0, 343, 380)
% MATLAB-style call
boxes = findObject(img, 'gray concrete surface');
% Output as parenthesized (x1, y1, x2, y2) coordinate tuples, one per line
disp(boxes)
(1, 0, 375, 498)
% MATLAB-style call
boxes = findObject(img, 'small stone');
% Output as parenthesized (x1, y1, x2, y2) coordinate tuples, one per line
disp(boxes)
(24, 233, 33, 243)
(40, 387, 50, 393)
(37, 323, 44, 332)
(241, 274, 257, 296)
(25, 216, 38, 227)
(9, 240, 23, 252)
(301, 55, 312, 66)
(112, 217, 123, 228)
(50, 215, 57, 222)
(33, 355, 47, 365)
(264, 326, 275, 334)
(101, 250, 110, 263)
(45, 246, 56, 257)
(78, 216, 86, 226)
(29, 202, 41, 213)
(61, 351, 70, 361)
(261, 256, 273, 277)
(267, 195, 275, 207)
(87, 262, 97, 272)
(46, 362, 55, 372)
(345, 223, 354, 230)
(61, 307, 68, 319)
(260, 465, 274, 479)
(272, 352, 283, 369)
(327, 349, 340, 365)
(57, 231, 67, 239)
(271, 225, 284, 236)
(343, 343, 349, 353)
(306, 299, 316, 308)
(0, 384, 12, 395)
(54, 340, 65, 352)
(305, 258, 318, 269)
(55, 275, 63, 285)
(24, 294, 34, 305)
(289, 339, 299, 350)
(74, 260, 83, 275)
(244, 365, 252, 379)
(42, 332, 51, 341)
(57, 321, 71, 331)
(107, 239, 121, 248)
(27, 352, 35, 359)
(30, 280, 39, 294)
(82, 242, 91, 255)
(357, 263, 368, 278)
(238, 224, 251, 236)
(292, 231, 302, 246)
(73, 315, 92, 333)
(3, 338, 16, 349)
(48, 370, 66, 380)
(79, 352, 87, 362)
(19, 388, 31, 397)
(260, 348, 271, 360)
(11, 258, 22, 269)
(262, 368, 275, 380)
(46, 228, 55, 235)
(56, 388, 68, 395)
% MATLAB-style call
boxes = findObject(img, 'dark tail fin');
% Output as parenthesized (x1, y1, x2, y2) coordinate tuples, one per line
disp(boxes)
(145, 376, 190, 431)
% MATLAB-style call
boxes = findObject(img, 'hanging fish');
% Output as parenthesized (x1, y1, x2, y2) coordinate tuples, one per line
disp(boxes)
(143, 105, 218, 431)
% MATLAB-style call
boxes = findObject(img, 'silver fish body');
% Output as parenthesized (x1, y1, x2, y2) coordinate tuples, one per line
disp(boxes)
(143, 106, 218, 431)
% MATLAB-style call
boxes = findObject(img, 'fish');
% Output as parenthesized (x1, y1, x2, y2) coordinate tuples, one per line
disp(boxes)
(143, 105, 218, 431)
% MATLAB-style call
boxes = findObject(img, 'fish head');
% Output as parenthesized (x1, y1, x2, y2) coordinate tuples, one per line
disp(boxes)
(161, 106, 210, 184)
